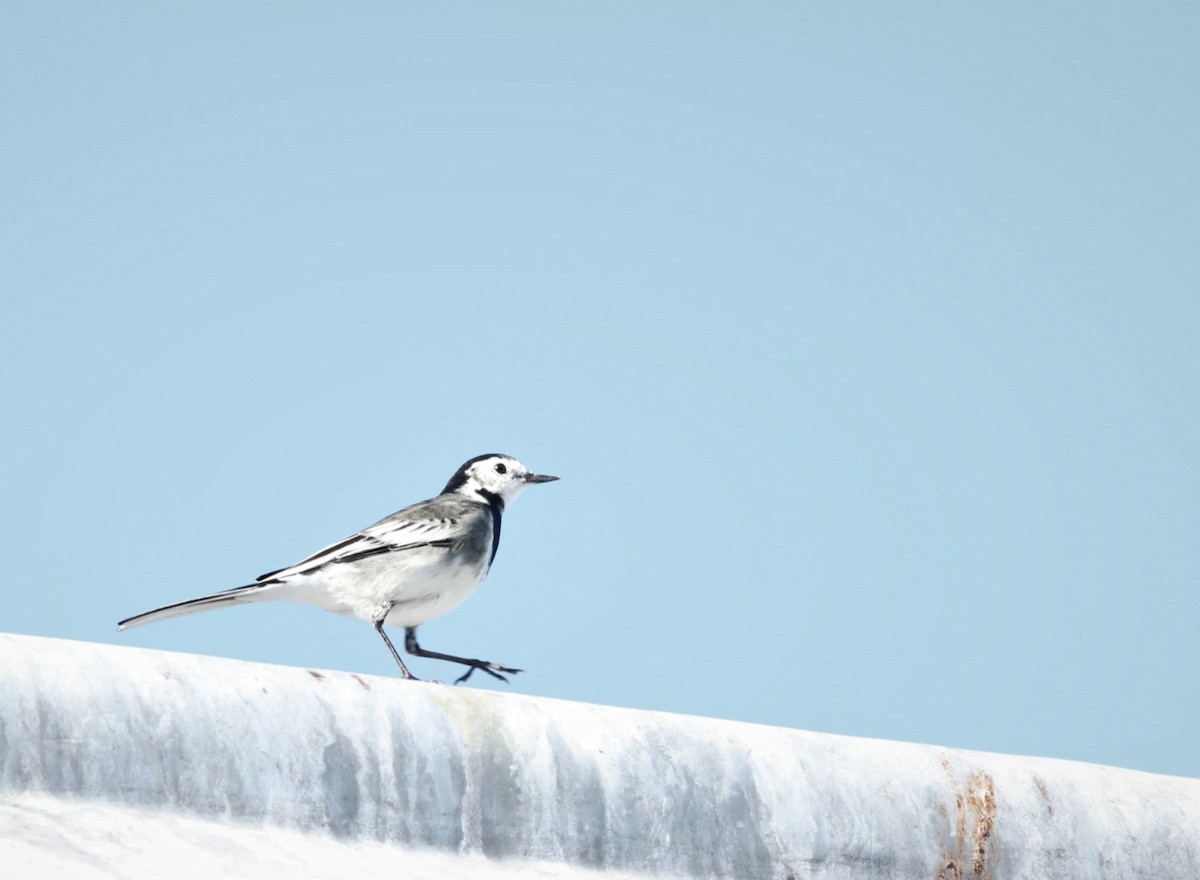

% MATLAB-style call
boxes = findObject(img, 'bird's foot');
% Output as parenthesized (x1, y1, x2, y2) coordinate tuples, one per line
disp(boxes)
(453, 661, 524, 685)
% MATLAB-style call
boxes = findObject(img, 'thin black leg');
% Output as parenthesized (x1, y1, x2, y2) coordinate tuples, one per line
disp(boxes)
(373, 604, 418, 680)
(404, 626, 522, 685)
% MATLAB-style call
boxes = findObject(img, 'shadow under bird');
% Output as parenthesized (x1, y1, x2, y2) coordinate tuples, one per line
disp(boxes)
(118, 454, 558, 683)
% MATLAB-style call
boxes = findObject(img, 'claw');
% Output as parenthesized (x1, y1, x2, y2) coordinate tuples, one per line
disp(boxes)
(401, 626, 526, 685)
(453, 663, 523, 685)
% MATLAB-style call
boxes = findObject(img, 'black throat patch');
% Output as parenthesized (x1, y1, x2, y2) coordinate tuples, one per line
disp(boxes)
(476, 488, 504, 567)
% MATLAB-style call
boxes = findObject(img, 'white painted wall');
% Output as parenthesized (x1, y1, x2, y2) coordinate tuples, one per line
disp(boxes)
(1, 634, 1197, 879)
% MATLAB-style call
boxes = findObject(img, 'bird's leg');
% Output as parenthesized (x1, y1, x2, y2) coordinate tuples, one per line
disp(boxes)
(404, 627, 522, 685)
(373, 604, 419, 680)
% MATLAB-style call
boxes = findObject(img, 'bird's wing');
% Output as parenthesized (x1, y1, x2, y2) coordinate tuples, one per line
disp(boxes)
(257, 507, 468, 582)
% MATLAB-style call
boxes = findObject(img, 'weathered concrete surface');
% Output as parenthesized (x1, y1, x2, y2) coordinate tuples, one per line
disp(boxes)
(0, 791, 651, 880)
(1, 633, 1197, 879)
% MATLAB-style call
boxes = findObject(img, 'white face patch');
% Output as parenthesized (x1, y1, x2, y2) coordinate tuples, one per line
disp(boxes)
(465, 457, 533, 505)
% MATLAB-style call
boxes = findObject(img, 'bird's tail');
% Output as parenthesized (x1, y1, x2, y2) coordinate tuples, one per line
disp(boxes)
(117, 583, 275, 630)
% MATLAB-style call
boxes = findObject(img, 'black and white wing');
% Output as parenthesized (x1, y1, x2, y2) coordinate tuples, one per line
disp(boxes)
(256, 505, 472, 583)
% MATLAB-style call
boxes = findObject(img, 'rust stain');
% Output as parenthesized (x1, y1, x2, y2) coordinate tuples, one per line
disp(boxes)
(307, 670, 325, 680)
(938, 761, 998, 879)
(954, 792, 967, 861)
(1033, 775, 1054, 817)
(351, 674, 371, 690)
(966, 772, 996, 877)
(937, 861, 963, 880)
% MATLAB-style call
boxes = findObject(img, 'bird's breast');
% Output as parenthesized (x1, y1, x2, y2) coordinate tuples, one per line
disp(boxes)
(379, 556, 490, 627)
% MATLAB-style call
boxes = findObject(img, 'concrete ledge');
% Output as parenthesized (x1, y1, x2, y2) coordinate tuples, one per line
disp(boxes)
(1, 633, 1197, 879)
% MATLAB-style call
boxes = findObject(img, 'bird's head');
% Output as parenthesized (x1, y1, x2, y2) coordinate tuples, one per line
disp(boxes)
(442, 454, 559, 508)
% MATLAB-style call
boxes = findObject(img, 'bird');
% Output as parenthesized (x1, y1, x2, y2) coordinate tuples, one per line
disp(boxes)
(118, 453, 558, 684)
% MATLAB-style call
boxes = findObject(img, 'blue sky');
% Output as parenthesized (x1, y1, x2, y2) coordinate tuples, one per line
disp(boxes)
(2, 4, 1197, 778)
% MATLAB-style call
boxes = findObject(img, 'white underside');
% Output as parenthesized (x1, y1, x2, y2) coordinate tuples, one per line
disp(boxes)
(260, 551, 490, 628)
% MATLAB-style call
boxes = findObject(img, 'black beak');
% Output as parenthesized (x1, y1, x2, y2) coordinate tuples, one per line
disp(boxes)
(525, 473, 559, 484)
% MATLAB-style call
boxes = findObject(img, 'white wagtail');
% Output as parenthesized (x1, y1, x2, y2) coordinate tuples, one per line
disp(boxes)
(118, 454, 558, 683)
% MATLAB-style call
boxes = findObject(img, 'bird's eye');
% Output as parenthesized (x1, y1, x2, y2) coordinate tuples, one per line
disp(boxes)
(494, 463, 508, 475)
